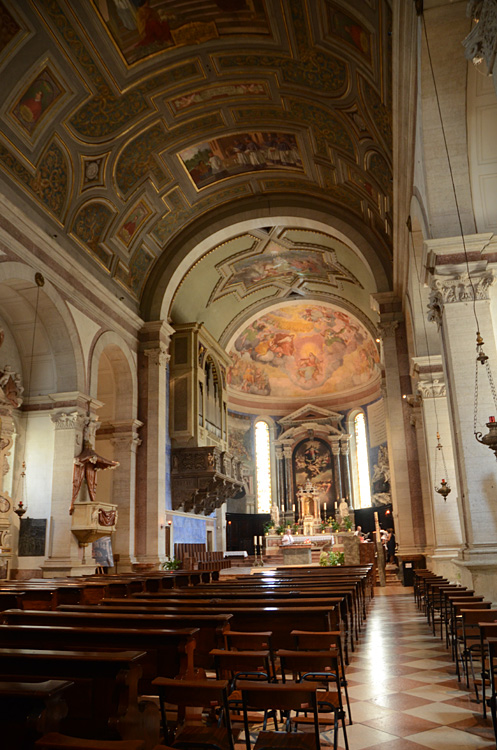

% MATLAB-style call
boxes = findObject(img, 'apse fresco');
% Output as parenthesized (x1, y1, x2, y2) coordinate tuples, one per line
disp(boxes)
(91, 0, 270, 66)
(179, 132, 303, 190)
(228, 303, 379, 399)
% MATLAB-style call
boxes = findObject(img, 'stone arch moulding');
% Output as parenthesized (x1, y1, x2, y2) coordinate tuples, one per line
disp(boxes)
(141, 195, 393, 322)
(0, 261, 85, 395)
(88, 330, 138, 421)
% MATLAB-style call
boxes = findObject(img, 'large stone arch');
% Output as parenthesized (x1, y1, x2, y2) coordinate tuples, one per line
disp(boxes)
(0, 262, 84, 395)
(141, 194, 392, 322)
(89, 330, 137, 422)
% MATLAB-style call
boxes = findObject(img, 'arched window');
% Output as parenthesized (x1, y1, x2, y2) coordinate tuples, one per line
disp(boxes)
(255, 420, 272, 513)
(353, 412, 372, 508)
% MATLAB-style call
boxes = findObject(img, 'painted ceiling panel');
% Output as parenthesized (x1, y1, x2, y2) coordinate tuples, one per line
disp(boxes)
(0, 0, 392, 305)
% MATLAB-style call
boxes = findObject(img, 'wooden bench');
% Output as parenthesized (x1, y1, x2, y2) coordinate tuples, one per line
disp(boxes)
(0, 679, 73, 750)
(0, 623, 197, 691)
(5, 609, 230, 670)
(0, 648, 146, 743)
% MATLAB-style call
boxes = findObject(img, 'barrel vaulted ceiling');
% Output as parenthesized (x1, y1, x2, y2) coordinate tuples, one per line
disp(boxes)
(0, 0, 392, 315)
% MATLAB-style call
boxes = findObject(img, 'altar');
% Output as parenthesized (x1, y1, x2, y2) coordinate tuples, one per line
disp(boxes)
(281, 544, 312, 565)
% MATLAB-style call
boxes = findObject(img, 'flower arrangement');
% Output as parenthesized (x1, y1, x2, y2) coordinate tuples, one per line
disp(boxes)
(263, 520, 275, 534)
(319, 550, 345, 567)
(161, 557, 182, 570)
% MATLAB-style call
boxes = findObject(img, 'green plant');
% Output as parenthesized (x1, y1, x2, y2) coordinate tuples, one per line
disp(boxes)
(319, 521, 329, 532)
(161, 557, 181, 570)
(263, 520, 275, 534)
(343, 516, 353, 531)
(291, 523, 299, 534)
(276, 525, 285, 535)
(330, 520, 340, 532)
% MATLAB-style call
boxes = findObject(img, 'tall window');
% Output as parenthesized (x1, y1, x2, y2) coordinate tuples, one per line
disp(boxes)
(255, 420, 272, 513)
(354, 412, 371, 508)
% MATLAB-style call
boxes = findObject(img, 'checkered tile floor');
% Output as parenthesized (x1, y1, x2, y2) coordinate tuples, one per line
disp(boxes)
(328, 586, 495, 750)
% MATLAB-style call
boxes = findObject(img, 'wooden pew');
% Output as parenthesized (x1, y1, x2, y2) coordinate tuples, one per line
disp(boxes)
(0, 679, 73, 750)
(4, 609, 230, 670)
(0, 648, 146, 743)
(84, 602, 339, 650)
(0, 623, 198, 691)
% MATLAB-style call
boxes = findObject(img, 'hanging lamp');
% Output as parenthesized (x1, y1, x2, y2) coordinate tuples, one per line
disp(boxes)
(14, 272, 44, 517)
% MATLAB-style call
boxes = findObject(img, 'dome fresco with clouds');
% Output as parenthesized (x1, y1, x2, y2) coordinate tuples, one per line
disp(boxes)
(228, 303, 380, 400)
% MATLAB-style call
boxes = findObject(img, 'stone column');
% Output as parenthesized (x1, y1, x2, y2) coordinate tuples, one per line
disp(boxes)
(331, 440, 341, 511)
(43, 408, 95, 577)
(427, 262, 497, 599)
(340, 437, 352, 503)
(283, 446, 294, 515)
(413, 360, 463, 576)
(135, 321, 174, 570)
(275, 445, 285, 511)
(372, 297, 426, 557)
(107, 420, 143, 572)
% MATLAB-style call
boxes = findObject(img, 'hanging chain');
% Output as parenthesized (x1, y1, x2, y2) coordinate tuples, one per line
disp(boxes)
(474, 332, 497, 435)
(474, 351, 480, 435)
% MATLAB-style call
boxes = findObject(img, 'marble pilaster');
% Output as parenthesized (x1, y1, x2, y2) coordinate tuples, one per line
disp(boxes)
(427, 260, 497, 599)
(42, 406, 94, 576)
(135, 321, 174, 569)
(374, 313, 418, 555)
(412, 357, 463, 575)
(107, 420, 143, 572)
(331, 441, 341, 508)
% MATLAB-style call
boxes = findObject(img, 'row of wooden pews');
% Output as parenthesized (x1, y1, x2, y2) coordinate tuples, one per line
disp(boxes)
(413, 568, 497, 744)
(0, 564, 374, 749)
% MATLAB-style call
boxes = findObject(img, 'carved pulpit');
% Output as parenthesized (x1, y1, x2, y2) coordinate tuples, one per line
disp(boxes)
(70, 420, 120, 562)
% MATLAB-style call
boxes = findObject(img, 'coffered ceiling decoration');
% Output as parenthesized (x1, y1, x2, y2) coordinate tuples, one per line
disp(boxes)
(0, 0, 392, 305)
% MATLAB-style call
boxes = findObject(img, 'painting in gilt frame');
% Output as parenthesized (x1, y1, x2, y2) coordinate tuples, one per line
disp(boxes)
(91, 0, 270, 66)
(293, 438, 334, 513)
(179, 132, 303, 190)
(11, 68, 63, 136)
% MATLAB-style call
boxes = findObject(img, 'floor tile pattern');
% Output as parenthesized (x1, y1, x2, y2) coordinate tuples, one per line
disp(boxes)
(328, 587, 495, 750)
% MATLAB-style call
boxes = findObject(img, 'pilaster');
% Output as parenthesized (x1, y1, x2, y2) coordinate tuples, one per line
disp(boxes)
(135, 321, 174, 569)
(426, 235, 497, 600)
(412, 356, 463, 575)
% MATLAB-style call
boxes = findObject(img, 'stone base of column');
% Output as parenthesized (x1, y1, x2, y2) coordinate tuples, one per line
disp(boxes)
(453, 553, 497, 604)
(42, 557, 97, 578)
(426, 548, 462, 579)
(111, 554, 134, 574)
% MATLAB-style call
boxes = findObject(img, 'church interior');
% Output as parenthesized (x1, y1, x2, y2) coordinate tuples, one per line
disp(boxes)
(0, 0, 497, 747)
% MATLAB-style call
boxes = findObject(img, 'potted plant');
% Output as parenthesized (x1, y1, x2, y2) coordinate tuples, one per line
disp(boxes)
(320, 550, 345, 567)
(161, 556, 181, 570)
(291, 523, 299, 535)
(276, 525, 285, 535)
(263, 520, 275, 535)
(343, 516, 353, 532)
(330, 519, 340, 532)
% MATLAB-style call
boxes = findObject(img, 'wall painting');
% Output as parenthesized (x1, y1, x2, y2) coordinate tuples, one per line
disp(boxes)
(293, 438, 333, 511)
(228, 302, 379, 399)
(91, 0, 270, 66)
(117, 200, 151, 247)
(11, 68, 63, 136)
(170, 82, 267, 113)
(178, 132, 303, 190)
(325, 3, 372, 63)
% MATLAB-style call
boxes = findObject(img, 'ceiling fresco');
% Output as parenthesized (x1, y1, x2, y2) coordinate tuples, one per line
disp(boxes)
(0, 0, 392, 304)
(227, 302, 380, 400)
(170, 226, 376, 343)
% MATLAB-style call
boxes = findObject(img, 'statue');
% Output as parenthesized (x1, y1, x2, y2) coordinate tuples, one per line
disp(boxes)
(339, 498, 349, 518)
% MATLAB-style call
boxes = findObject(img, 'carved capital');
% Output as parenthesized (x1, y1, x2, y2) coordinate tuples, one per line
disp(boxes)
(429, 272, 495, 309)
(111, 433, 142, 452)
(464, 0, 497, 73)
(377, 321, 398, 338)
(144, 345, 170, 368)
(51, 410, 86, 431)
(417, 377, 447, 399)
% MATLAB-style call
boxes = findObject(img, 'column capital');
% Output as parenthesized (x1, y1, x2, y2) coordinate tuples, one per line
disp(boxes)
(417, 377, 446, 400)
(282, 446, 293, 459)
(50, 410, 86, 431)
(429, 271, 495, 308)
(463, 0, 497, 75)
(377, 321, 399, 338)
(143, 345, 170, 368)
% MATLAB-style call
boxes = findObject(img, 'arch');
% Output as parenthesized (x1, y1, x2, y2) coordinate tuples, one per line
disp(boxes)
(141, 194, 392, 321)
(89, 330, 137, 421)
(0, 262, 84, 395)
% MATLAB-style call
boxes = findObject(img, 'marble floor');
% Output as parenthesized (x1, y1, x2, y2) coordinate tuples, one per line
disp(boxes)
(329, 586, 495, 750)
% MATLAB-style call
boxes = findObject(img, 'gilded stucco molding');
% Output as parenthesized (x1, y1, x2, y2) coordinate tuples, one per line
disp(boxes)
(464, 1, 497, 75)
